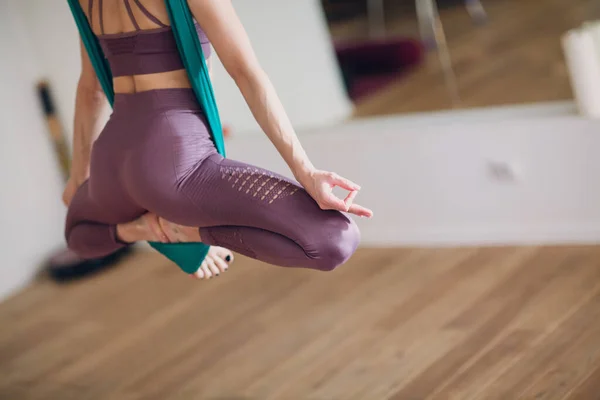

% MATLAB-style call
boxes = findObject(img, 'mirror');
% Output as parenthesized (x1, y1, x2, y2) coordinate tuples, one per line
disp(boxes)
(320, 0, 599, 117)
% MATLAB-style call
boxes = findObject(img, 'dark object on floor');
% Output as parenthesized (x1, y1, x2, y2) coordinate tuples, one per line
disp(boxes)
(45, 247, 133, 282)
(335, 38, 424, 101)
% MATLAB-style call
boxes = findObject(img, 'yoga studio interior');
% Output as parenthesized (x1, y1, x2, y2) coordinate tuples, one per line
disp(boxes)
(2, 0, 600, 398)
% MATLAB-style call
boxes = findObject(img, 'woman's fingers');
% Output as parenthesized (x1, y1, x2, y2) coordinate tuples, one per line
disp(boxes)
(343, 190, 358, 209)
(348, 203, 373, 218)
(321, 187, 360, 211)
(329, 173, 360, 191)
(62, 180, 77, 207)
(322, 192, 372, 217)
(319, 193, 347, 211)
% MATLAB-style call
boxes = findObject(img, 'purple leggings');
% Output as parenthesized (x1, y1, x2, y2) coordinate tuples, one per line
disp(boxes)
(65, 89, 360, 271)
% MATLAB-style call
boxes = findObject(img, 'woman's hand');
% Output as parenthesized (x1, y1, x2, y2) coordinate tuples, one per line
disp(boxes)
(299, 169, 373, 218)
(62, 166, 89, 207)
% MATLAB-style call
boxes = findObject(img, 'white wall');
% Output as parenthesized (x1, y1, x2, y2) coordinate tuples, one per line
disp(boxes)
(0, 1, 66, 300)
(225, 102, 600, 246)
(16, 0, 82, 143)
(17, 0, 353, 137)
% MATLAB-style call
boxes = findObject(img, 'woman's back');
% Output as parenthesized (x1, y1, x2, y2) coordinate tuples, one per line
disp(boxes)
(79, 0, 210, 94)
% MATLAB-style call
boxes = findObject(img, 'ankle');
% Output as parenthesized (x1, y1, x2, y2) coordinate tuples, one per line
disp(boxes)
(116, 223, 138, 243)
(158, 217, 202, 243)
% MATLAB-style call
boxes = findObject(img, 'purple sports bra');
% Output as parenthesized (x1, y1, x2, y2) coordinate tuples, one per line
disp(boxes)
(90, 0, 211, 77)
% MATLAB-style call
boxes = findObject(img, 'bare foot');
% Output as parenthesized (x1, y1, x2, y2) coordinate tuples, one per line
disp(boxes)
(158, 218, 202, 243)
(116, 214, 200, 244)
(156, 219, 234, 279)
(116, 213, 169, 243)
(116, 213, 234, 279)
(191, 246, 234, 280)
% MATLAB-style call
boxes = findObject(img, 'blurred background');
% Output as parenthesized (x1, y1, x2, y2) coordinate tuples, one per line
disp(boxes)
(2, 0, 600, 398)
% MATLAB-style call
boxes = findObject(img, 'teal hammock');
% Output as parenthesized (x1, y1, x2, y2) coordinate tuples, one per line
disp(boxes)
(67, 0, 226, 274)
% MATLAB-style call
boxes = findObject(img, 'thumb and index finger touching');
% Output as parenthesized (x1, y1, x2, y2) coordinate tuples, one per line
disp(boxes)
(328, 174, 373, 218)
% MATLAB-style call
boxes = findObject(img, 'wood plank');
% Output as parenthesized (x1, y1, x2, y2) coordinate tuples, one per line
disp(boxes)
(386, 247, 573, 399)
(474, 282, 600, 399)
(566, 364, 600, 400)
(429, 247, 600, 399)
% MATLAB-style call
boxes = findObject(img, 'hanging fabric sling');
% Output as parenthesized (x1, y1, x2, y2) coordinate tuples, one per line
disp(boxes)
(67, 0, 226, 274)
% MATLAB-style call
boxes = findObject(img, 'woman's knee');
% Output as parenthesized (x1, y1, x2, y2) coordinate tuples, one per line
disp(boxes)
(312, 216, 361, 272)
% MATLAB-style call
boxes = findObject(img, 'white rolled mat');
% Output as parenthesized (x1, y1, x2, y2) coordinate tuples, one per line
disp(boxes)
(562, 22, 600, 118)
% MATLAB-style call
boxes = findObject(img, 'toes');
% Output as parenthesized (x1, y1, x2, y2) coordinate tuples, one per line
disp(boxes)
(200, 262, 212, 279)
(206, 258, 220, 277)
(215, 247, 234, 264)
(213, 255, 228, 273)
(194, 261, 207, 279)
(190, 251, 231, 280)
(193, 266, 204, 279)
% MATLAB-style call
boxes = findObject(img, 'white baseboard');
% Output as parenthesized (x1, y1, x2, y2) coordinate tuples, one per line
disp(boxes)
(358, 224, 600, 247)
(227, 101, 600, 248)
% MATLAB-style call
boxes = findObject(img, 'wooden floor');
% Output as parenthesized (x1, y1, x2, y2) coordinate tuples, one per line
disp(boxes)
(327, 0, 600, 117)
(2, 246, 600, 399)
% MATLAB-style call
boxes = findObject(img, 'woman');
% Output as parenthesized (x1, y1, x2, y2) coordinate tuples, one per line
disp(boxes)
(64, 0, 373, 279)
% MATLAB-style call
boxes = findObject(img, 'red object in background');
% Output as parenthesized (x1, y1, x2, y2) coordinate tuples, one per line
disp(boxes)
(223, 125, 231, 138)
(334, 38, 424, 101)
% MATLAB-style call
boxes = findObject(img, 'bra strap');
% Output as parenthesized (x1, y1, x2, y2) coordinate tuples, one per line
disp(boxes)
(98, 0, 105, 34)
(123, 0, 141, 30)
(87, 0, 94, 31)
(133, 0, 168, 28)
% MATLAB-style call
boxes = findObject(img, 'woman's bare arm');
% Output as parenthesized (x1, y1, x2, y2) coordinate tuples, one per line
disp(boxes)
(63, 41, 109, 205)
(188, 0, 372, 217)
(72, 40, 109, 182)
(188, 0, 314, 180)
